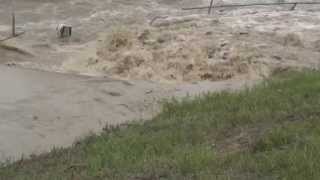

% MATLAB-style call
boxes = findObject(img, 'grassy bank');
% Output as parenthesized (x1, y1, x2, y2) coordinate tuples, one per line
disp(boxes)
(1, 71, 320, 180)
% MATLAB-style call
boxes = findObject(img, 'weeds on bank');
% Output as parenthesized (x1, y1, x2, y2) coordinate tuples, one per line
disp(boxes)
(1, 71, 320, 180)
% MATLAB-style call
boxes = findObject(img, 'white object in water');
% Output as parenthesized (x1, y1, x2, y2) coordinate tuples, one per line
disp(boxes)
(56, 24, 72, 38)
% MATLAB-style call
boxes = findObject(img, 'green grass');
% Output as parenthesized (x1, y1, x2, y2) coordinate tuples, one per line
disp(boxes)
(1, 71, 320, 180)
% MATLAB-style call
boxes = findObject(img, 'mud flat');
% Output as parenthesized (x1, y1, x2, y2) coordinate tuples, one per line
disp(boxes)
(0, 65, 161, 162)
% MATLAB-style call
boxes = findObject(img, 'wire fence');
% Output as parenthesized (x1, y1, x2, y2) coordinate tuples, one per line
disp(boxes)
(182, 1, 320, 14)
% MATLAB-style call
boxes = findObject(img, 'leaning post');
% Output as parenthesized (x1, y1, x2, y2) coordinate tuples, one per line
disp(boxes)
(12, 12, 16, 37)
(11, 0, 16, 37)
(208, 0, 214, 14)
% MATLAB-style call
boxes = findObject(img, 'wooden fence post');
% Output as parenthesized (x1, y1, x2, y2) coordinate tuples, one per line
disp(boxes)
(12, 12, 16, 37)
(208, 0, 214, 14)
